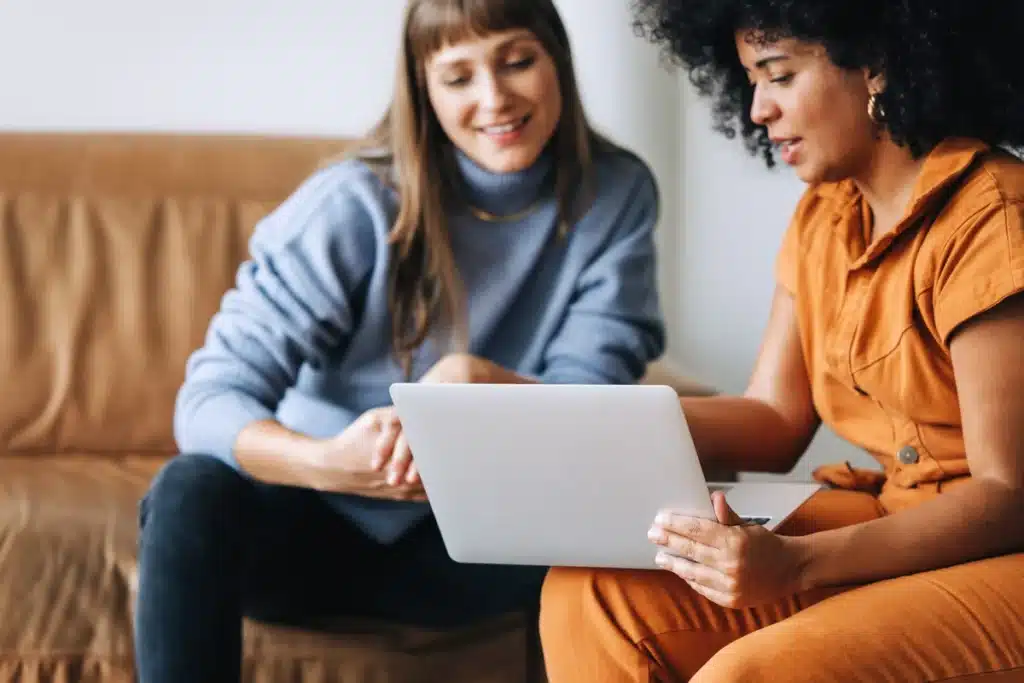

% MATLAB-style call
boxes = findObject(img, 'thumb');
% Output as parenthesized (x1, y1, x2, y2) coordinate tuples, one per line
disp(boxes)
(712, 491, 745, 526)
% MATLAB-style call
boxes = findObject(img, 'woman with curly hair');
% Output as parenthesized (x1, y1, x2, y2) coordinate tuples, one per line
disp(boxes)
(539, 1, 1024, 681)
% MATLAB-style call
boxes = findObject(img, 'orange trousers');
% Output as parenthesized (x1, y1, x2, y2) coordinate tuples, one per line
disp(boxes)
(539, 489, 1024, 682)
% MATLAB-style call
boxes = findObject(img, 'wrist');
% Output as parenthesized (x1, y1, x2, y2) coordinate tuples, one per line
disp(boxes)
(465, 355, 492, 382)
(300, 437, 358, 492)
(788, 534, 822, 592)
(293, 437, 330, 489)
(433, 352, 487, 383)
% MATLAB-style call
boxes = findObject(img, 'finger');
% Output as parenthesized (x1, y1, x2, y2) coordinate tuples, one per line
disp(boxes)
(711, 491, 746, 526)
(648, 525, 720, 565)
(396, 479, 427, 502)
(685, 577, 738, 609)
(655, 511, 726, 547)
(405, 461, 420, 485)
(655, 552, 734, 595)
(387, 431, 412, 486)
(371, 419, 400, 471)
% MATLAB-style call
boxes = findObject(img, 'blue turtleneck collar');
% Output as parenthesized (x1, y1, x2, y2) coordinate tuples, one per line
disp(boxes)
(453, 147, 555, 216)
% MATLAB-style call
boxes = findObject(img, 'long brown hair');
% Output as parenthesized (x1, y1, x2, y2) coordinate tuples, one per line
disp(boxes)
(349, 0, 608, 376)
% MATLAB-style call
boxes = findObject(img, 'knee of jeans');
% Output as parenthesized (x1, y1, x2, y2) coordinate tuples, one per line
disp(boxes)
(139, 453, 246, 532)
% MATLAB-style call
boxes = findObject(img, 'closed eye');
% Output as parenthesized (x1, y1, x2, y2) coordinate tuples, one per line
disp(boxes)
(504, 56, 536, 71)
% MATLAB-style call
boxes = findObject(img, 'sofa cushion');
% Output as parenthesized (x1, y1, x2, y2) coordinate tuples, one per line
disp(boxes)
(0, 456, 535, 683)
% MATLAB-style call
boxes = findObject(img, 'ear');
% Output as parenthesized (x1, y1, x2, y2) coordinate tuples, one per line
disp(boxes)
(862, 65, 887, 96)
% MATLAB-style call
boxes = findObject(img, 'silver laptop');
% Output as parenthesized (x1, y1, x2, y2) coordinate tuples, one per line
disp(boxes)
(388, 383, 821, 570)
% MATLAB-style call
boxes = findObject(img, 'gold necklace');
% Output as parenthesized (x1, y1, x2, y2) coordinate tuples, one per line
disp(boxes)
(468, 199, 543, 223)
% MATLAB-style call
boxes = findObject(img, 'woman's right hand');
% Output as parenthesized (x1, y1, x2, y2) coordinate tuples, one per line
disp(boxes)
(314, 407, 425, 501)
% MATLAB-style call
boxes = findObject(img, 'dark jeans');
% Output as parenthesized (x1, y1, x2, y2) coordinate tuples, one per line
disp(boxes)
(134, 453, 547, 683)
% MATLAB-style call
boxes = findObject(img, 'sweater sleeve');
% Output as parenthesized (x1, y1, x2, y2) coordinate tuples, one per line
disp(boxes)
(173, 164, 379, 467)
(539, 161, 666, 384)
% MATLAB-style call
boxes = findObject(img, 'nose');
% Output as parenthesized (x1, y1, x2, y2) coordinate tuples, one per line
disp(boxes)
(478, 72, 511, 112)
(749, 84, 780, 126)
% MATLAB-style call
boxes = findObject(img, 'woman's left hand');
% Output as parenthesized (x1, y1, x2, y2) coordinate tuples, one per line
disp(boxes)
(648, 491, 809, 609)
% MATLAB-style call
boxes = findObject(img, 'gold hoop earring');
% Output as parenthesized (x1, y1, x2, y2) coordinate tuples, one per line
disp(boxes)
(868, 93, 886, 125)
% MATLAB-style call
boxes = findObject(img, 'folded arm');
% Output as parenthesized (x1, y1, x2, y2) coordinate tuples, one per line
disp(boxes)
(795, 292, 1024, 590)
(174, 165, 378, 489)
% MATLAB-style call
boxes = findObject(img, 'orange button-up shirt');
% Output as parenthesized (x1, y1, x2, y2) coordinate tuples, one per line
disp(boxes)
(776, 138, 1024, 512)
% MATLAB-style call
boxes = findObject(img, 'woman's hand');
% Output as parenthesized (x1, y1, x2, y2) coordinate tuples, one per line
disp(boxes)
(648, 492, 809, 608)
(315, 407, 426, 501)
(370, 406, 418, 487)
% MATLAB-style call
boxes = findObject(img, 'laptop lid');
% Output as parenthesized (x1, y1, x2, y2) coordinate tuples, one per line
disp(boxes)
(388, 382, 715, 569)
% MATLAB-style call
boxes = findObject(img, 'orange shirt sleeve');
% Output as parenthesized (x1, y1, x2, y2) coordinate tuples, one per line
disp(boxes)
(933, 200, 1024, 346)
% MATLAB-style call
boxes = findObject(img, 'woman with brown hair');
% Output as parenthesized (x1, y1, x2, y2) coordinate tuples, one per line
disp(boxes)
(133, 0, 665, 680)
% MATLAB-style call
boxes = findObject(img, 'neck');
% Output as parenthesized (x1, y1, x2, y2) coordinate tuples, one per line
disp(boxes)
(852, 137, 928, 241)
(452, 147, 554, 217)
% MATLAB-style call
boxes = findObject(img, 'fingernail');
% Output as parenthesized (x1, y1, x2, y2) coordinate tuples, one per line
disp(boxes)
(647, 526, 665, 543)
(655, 552, 670, 567)
(655, 511, 670, 526)
(387, 472, 398, 486)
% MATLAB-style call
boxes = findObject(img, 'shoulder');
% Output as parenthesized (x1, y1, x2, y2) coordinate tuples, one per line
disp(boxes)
(916, 148, 1024, 258)
(918, 149, 1024, 344)
(945, 148, 1024, 224)
(772, 180, 853, 294)
(787, 180, 853, 243)
(250, 158, 394, 258)
(590, 140, 660, 203)
(575, 141, 660, 234)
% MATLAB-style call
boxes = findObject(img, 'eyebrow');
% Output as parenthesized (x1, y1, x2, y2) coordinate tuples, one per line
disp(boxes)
(742, 55, 791, 72)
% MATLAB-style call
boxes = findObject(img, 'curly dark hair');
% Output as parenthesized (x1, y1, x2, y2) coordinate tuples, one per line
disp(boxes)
(631, 0, 1024, 167)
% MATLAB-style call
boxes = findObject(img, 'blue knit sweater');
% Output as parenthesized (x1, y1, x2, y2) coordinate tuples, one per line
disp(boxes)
(174, 144, 666, 543)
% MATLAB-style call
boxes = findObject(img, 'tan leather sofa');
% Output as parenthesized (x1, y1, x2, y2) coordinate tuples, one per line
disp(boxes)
(0, 132, 714, 683)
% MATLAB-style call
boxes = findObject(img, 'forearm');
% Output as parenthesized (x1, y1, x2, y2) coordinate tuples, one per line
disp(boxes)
(233, 420, 333, 489)
(680, 395, 813, 474)
(796, 478, 1024, 590)
(235, 419, 380, 497)
(464, 355, 537, 384)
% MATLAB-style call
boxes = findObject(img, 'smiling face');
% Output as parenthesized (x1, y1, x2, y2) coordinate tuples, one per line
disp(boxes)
(735, 31, 881, 184)
(424, 29, 563, 174)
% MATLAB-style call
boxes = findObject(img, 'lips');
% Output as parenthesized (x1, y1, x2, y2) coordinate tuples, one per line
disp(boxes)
(772, 137, 803, 164)
(479, 115, 530, 136)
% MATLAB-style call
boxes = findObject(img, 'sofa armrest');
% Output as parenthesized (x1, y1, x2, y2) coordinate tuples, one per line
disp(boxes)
(641, 358, 717, 397)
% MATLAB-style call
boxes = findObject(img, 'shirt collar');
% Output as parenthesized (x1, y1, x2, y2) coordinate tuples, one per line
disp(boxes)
(826, 138, 989, 268)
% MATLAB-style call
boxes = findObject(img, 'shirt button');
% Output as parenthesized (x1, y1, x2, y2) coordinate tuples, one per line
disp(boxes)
(897, 446, 920, 465)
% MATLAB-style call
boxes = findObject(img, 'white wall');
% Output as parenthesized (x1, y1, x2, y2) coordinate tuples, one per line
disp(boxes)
(0, 1, 403, 135)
